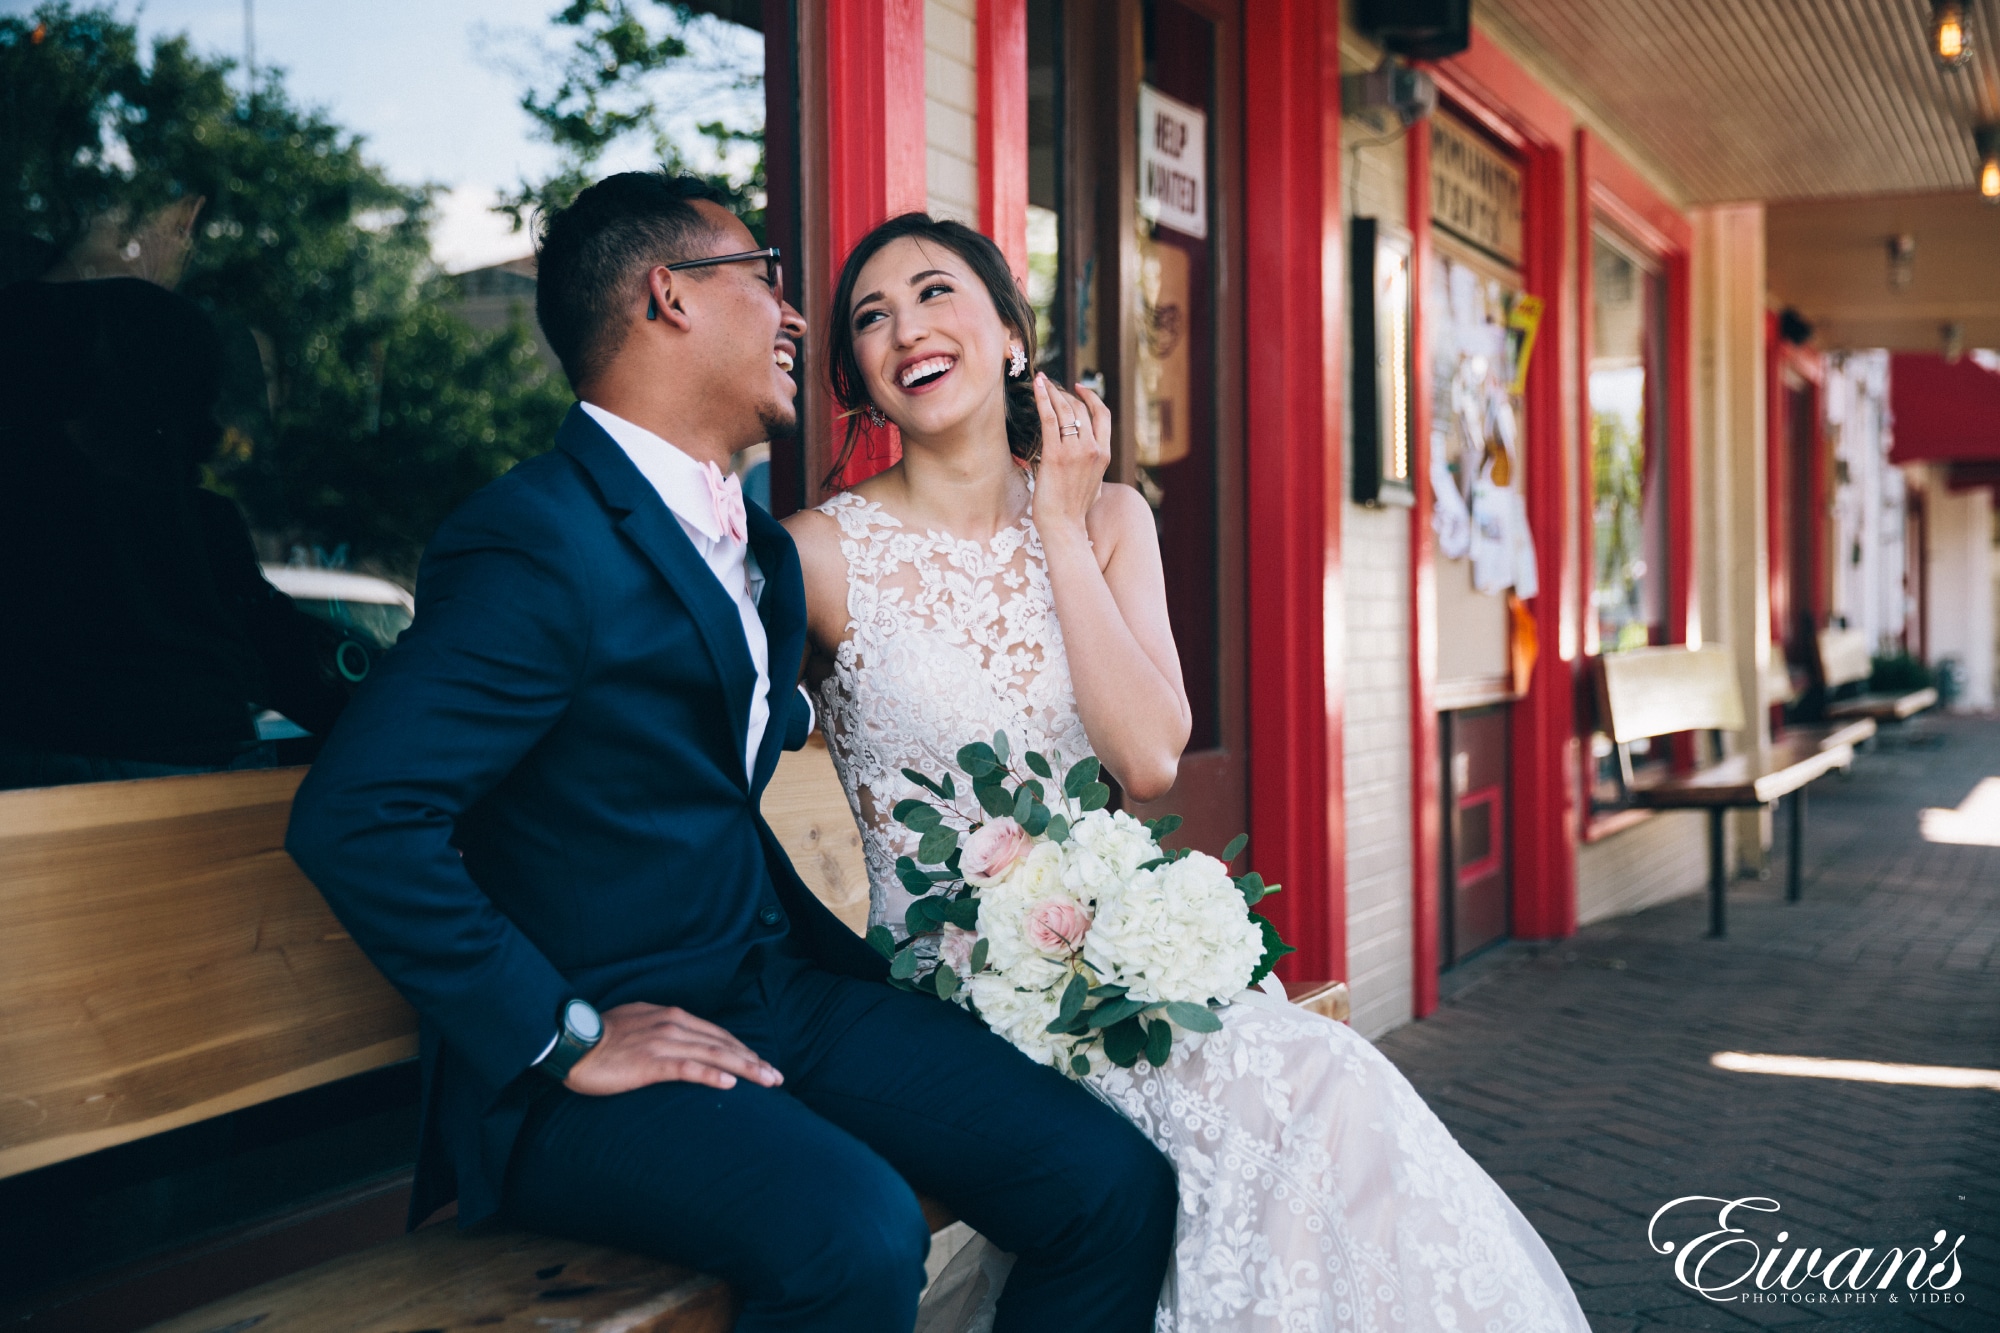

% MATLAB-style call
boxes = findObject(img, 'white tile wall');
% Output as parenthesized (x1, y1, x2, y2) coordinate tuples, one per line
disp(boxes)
(925, 0, 979, 225)
(1343, 502, 1414, 1040)
(1575, 811, 1710, 925)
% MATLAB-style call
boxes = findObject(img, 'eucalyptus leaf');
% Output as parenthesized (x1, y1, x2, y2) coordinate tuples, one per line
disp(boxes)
(976, 783, 1015, 818)
(919, 896, 952, 924)
(1087, 983, 1130, 999)
(1144, 1017, 1173, 1068)
(902, 804, 943, 832)
(933, 963, 959, 999)
(1103, 1015, 1147, 1068)
(1025, 751, 1053, 778)
(969, 938, 990, 973)
(992, 730, 1010, 765)
(1070, 1053, 1092, 1077)
(1236, 871, 1267, 906)
(917, 826, 958, 864)
(901, 768, 945, 799)
(865, 924, 896, 960)
(1079, 782, 1112, 812)
(1012, 785, 1035, 825)
(1221, 833, 1250, 862)
(1086, 996, 1147, 1030)
(1137, 856, 1170, 872)
(889, 948, 919, 980)
(945, 897, 980, 930)
(1165, 1000, 1224, 1032)
(1057, 972, 1088, 1026)
(904, 900, 932, 938)
(1022, 803, 1050, 837)
(897, 863, 933, 897)
(940, 772, 957, 799)
(1246, 913, 1298, 988)
(957, 742, 998, 773)
(1147, 814, 1184, 838)
(1046, 813, 1070, 843)
(1063, 755, 1101, 798)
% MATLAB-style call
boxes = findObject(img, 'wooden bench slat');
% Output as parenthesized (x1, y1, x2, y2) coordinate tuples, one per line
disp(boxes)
(1624, 736, 1852, 808)
(1827, 686, 1937, 722)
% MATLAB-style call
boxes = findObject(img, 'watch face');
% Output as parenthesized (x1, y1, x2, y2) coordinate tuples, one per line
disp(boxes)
(565, 999, 603, 1042)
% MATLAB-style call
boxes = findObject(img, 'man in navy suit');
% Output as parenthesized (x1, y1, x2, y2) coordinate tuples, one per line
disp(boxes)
(285, 173, 1176, 1333)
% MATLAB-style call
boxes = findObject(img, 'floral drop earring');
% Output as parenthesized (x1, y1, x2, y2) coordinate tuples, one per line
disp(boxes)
(1007, 341, 1028, 378)
(865, 405, 889, 428)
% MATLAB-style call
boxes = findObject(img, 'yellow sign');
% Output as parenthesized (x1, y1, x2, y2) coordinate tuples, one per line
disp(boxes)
(1430, 115, 1523, 267)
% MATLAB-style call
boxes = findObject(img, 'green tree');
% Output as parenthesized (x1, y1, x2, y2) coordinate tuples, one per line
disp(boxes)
(1, 3, 571, 578)
(502, 0, 767, 237)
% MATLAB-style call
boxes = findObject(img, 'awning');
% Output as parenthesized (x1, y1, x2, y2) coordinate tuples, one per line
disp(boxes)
(1888, 353, 2000, 465)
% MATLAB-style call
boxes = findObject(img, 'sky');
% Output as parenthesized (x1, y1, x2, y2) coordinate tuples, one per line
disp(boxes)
(4, 0, 761, 272)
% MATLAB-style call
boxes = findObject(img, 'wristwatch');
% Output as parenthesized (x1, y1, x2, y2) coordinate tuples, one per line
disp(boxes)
(534, 998, 604, 1083)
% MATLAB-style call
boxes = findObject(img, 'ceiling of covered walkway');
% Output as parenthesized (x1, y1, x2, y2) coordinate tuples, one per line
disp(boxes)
(1479, 0, 2000, 351)
(1481, 0, 2000, 202)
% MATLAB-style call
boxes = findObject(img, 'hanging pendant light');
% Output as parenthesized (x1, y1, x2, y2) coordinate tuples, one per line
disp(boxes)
(1932, 0, 1973, 68)
(1977, 126, 2000, 203)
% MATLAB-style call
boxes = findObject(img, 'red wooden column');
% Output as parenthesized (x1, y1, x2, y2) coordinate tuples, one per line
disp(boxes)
(1243, 0, 1346, 987)
(823, 0, 927, 489)
(1406, 119, 1442, 1017)
(1431, 33, 1579, 942)
(978, 0, 1029, 281)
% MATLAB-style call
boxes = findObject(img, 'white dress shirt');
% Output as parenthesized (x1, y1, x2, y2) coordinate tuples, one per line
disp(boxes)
(580, 402, 772, 779)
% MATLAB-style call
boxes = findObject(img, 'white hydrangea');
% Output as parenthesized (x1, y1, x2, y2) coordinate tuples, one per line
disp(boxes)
(963, 972, 1067, 1068)
(1059, 810, 1162, 900)
(964, 840, 1074, 990)
(1082, 850, 1265, 1007)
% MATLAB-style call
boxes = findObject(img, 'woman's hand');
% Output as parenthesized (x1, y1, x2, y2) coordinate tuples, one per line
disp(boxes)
(1031, 374, 1112, 539)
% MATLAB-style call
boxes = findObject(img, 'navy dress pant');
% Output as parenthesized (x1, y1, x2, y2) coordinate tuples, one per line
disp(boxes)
(501, 943, 1177, 1333)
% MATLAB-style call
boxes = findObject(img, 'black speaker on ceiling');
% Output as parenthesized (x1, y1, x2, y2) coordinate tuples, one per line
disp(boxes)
(1353, 0, 1471, 60)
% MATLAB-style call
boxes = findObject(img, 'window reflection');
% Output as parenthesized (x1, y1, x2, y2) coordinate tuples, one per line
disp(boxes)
(1589, 233, 1668, 653)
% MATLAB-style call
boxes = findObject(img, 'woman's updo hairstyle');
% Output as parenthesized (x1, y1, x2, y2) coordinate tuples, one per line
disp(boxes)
(824, 213, 1040, 489)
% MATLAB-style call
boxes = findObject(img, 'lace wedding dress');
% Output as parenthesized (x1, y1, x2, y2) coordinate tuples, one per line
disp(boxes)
(811, 490, 1591, 1333)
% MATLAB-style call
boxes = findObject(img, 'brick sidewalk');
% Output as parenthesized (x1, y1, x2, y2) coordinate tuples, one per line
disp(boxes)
(1375, 714, 2000, 1332)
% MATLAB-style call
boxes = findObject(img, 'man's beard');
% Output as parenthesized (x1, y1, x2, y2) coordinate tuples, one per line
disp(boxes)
(757, 397, 800, 444)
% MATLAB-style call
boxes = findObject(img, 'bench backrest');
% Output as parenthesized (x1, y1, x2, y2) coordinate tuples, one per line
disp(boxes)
(0, 741, 866, 1181)
(1816, 627, 1872, 691)
(1597, 645, 1746, 745)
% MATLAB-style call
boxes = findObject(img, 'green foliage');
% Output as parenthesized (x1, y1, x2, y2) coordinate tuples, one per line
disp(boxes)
(1869, 653, 1933, 692)
(500, 0, 767, 237)
(0, 3, 570, 577)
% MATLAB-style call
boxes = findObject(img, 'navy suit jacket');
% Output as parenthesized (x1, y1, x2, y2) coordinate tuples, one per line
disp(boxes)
(286, 406, 886, 1227)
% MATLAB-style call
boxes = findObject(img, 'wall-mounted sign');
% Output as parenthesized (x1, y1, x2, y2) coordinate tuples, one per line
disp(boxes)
(1139, 83, 1207, 240)
(1136, 234, 1192, 467)
(1430, 113, 1523, 267)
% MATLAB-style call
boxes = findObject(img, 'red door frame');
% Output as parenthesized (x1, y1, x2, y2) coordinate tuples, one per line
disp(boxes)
(820, 0, 928, 493)
(1766, 329, 1827, 669)
(1421, 33, 1578, 973)
(1574, 130, 1694, 837)
(1243, 0, 1346, 987)
(978, 0, 1030, 281)
(1405, 118, 1442, 1014)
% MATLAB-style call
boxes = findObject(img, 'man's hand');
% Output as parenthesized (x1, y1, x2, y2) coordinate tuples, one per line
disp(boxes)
(563, 1002, 783, 1095)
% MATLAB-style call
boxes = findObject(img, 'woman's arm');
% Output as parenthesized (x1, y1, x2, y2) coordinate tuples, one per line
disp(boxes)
(1031, 376, 1192, 800)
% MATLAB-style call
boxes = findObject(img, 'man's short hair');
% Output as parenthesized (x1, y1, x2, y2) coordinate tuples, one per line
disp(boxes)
(533, 172, 732, 389)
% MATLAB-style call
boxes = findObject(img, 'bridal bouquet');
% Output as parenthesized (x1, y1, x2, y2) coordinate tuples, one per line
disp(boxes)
(868, 732, 1294, 1078)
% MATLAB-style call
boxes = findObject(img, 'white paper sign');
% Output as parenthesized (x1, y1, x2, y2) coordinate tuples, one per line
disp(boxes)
(1139, 84, 1207, 240)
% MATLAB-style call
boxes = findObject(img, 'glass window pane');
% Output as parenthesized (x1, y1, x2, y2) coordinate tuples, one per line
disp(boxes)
(1589, 233, 1666, 653)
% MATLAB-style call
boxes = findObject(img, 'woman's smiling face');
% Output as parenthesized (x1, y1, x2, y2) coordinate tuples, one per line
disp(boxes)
(847, 235, 1015, 441)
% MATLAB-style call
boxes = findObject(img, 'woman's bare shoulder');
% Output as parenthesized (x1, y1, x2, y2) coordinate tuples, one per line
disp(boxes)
(1087, 482, 1157, 551)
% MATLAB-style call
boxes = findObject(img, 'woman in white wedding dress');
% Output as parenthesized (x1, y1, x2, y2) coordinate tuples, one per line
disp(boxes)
(783, 214, 1589, 1333)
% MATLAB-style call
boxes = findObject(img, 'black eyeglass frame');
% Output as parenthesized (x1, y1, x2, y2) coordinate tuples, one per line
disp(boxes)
(652, 246, 783, 307)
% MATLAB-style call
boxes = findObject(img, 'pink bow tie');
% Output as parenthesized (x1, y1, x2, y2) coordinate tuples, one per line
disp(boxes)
(703, 460, 747, 544)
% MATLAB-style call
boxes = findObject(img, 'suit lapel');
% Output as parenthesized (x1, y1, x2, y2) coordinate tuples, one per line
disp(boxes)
(747, 500, 806, 792)
(558, 408, 755, 786)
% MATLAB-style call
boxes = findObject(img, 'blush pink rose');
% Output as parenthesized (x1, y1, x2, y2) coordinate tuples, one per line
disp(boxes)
(961, 817, 1033, 886)
(1025, 899, 1092, 956)
(937, 923, 978, 974)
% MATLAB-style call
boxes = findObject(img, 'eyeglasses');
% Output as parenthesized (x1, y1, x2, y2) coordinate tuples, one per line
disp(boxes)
(658, 246, 783, 306)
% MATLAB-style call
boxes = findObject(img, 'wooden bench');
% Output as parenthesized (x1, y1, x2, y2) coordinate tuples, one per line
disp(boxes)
(1597, 646, 1861, 938)
(0, 743, 1346, 1332)
(1814, 626, 1938, 728)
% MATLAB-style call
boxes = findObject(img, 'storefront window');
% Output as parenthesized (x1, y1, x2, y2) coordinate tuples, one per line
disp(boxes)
(1589, 231, 1668, 652)
(0, 0, 794, 794)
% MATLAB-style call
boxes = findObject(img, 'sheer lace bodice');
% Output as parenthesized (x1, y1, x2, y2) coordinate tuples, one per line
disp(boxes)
(812, 488, 1590, 1333)
(812, 488, 1094, 934)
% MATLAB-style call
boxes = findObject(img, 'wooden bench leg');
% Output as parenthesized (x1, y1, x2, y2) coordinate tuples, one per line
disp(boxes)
(1787, 786, 1806, 903)
(1708, 807, 1727, 939)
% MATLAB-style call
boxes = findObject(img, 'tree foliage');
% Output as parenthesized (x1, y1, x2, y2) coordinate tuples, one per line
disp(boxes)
(1, 3, 571, 578)
(500, 0, 767, 238)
